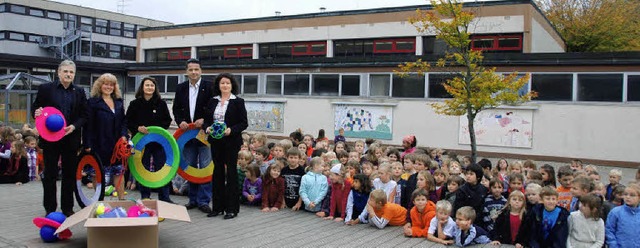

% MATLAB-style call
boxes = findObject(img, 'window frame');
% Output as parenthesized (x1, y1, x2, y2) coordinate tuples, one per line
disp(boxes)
(223, 45, 253, 58)
(167, 48, 191, 61)
(471, 34, 523, 51)
(373, 38, 416, 54)
(46, 11, 62, 20)
(94, 19, 108, 34)
(28, 8, 44, 17)
(291, 41, 326, 56)
(9, 4, 27, 15)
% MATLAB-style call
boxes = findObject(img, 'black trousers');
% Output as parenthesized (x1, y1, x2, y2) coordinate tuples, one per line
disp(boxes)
(210, 139, 240, 214)
(42, 138, 78, 213)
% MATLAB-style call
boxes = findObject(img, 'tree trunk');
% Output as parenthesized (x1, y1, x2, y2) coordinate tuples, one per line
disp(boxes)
(467, 110, 477, 165)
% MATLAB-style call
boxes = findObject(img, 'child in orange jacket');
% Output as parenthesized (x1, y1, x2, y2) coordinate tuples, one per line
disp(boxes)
(404, 188, 437, 237)
(358, 189, 407, 228)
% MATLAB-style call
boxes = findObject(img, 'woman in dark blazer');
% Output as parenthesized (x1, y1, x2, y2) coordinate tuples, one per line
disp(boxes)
(204, 73, 248, 219)
(83, 73, 128, 199)
(125, 77, 174, 203)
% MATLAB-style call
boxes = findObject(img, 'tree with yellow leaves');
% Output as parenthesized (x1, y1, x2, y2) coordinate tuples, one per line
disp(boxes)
(397, 0, 535, 163)
(536, 0, 640, 52)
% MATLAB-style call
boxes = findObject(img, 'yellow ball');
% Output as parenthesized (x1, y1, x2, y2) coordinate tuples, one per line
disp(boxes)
(96, 204, 105, 215)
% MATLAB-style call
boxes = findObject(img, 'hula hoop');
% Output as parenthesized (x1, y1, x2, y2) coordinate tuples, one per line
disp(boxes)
(128, 126, 180, 188)
(75, 152, 105, 208)
(173, 123, 214, 184)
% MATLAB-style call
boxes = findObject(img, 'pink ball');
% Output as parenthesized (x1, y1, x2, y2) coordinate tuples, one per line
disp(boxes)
(127, 206, 141, 217)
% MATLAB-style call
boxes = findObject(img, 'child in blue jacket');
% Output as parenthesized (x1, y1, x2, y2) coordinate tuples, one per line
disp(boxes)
(606, 183, 640, 248)
(299, 157, 329, 212)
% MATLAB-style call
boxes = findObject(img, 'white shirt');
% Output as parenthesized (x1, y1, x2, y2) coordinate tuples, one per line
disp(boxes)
(213, 94, 236, 123)
(372, 178, 397, 201)
(188, 79, 201, 122)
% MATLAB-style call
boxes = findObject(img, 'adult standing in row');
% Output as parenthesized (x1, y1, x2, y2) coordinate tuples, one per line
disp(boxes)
(32, 60, 89, 216)
(173, 58, 213, 214)
(125, 77, 174, 203)
(205, 73, 248, 219)
(83, 73, 128, 199)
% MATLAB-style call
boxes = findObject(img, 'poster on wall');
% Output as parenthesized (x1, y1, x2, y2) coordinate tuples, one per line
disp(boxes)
(246, 101, 284, 133)
(458, 109, 533, 148)
(334, 104, 393, 140)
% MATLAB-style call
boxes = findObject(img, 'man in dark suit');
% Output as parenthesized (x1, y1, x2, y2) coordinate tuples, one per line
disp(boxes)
(32, 60, 89, 217)
(173, 58, 213, 214)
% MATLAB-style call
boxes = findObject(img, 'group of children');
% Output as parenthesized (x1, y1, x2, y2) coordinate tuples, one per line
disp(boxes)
(0, 124, 41, 186)
(234, 130, 640, 247)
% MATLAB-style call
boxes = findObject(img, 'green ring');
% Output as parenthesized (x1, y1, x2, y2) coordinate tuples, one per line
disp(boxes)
(128, 126, 180, 188)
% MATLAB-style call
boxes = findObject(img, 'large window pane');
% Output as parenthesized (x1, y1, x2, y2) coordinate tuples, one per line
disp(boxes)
(243, 75, 258, 94)
(341, 75, 360, 96)
(428, 74, 454, 98)
(166, 76, 178, 92)
(266, 75, 282, 95)
(531, 74, 573, 101)
(393, 74, 425, 98)
(122, 46, 135, 61)
(125, 77, 136, 93)
(95, 19, 108, 34)
(284, 74, 309, 95)
(30, 9, 44, 17)
(628, 75, 640, 101)
(312, 74, 339, 96)
(369, 74, 390, 97)
(10, 5, 26, 14)
(151, 75, 166, 93)
(577, 74, 623, 102)
(109, 44, 121, 59)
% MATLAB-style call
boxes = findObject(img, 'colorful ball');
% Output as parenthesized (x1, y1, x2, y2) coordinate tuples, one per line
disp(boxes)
(40, 226, 58, 243)
(46, 212, 66, 224)
(45, 114, 65, 132)
(209, 122, 227, 139)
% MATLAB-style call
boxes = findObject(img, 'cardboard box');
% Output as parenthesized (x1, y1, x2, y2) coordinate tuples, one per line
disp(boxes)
(55, 200, 191, 248)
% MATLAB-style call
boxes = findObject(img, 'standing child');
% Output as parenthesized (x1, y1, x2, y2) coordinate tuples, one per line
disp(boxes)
(25, 136, 40, 181)
(490, 191, 531, 247)
(325, 163, 351, 222)
(401, 153, 416, 180)
(299, 157, 329, 212)
(494, 158, 510, 191)
(0, 140, 28, 185)
(401, 154, 430, 208)
(242, 164, 262, 205)
(453, 164, 488, 226)
(404, 189, 437, 237)
(391, 162, 405, 205)
(254, 146, 270, 175)
(569, 176, 595, 212)
(372, 163, 397, 203)
(345, 174, 372, 224)
(281, 152, 306, 211)
(483, 179, 508, 232)
(605, 169, 623, 201)
(568, 193, 604, 247)
(427, 200, 456, 245)
(237, 150, 253, 192)
(0, 127, 12, 175)
(358, 189, 407, 229)
(433, 169, 448, 200)
(504, 172, 525, 198)
(540, 164, 557, 187)
(261, 164, 285, 212)
(360, 161, 373, 177)
(556, 166, 575, 210)
(525, 183, 542, 210)
(452, 206, 491, 247)
(267, 144, 286, 167)
(445, 175, 464, 206)
(529, 186, 570, 248)
(605, 182, 640, 248)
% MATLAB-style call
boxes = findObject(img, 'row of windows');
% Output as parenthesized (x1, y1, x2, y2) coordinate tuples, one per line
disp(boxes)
(145, 34, 523, 62)
(0, 3, 140, 38)
(132, 72, 640, 102)
(80, 41, 136, 61)
(0, 31, 47, 43)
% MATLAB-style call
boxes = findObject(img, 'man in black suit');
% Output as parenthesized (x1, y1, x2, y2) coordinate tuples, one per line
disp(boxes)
(172, 58, 213, 214)
(32, 60, 89, 217)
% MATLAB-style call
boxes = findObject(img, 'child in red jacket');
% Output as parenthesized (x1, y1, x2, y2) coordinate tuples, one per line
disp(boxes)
(404, 188, 436, 237)
(324, 163, 351, 222)
(261, 164, 285, 212)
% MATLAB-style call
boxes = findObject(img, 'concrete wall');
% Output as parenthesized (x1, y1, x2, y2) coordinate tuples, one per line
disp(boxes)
(0, 40, 50, 57)
(530, 18, 564, 53)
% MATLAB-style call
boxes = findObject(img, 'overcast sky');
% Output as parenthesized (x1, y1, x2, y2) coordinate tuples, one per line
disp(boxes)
(50, 0, 439, 24)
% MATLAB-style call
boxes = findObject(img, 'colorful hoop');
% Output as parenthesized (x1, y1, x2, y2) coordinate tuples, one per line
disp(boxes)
(128, 126, 180, 188)
(74, 152, 105, 208)
(173, 123, 214, 184)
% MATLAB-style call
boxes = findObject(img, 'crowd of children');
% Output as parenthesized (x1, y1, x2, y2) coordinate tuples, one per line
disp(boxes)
(234, 129, 640, 247)
(0, 124, 41, 186)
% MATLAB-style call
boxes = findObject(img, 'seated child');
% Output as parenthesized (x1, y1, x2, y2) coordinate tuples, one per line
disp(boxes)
(529, 186, 570, 248)
(452, 206, 491, 247)
(299, 157, 329, 212)
(242, 164, 262, 205)
(427, 200, 456, 245)
(237, 150, 253, 190)
(404, 189, 436, 237)
(358, 189, 407, 229)
(261, 164, 285, 212)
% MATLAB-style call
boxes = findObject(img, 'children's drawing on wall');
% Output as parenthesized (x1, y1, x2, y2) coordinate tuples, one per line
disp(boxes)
(334, 104, 393, 140)
(246, 101, 284, 133)
(459, 109, 533, 148)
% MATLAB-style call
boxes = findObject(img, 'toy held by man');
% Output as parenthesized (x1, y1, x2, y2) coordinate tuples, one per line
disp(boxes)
(209, 122, 227, 139)
(32, 212, 73, 243)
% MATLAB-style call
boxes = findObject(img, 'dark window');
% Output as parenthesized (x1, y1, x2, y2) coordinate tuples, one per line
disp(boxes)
(145, 50, 157, 62)
(284, 74, 310, 95)
(266, 75, 282, 95)
(423, 36, 436, 54)
(64, 14, 77, 29)
(157, 50, 168, 62)
(125, 76, 136, 93)
(109, 44, 121, 59)
(373, 38, 415, 54)
(197, 47, 211, 60)
(428, 74, 454, 98)
(577, 74, 623, 102)
(312, 74, 339, 96)
(151, 75, 166, 93)
(29, 8, 44, 17)
(8, 32, 25, 41)
(0, 4, 5, 12)
(531, 74, 573, 101)
(122, 46, 135, 61)
(243, 75, 258, 94)
(10, 5, 26, 14)
(259, 43, 276, 59)
(167, 48, 191, 61)
(393, 74, 425, 98)
(369, 74, 390, 97)
(471, 34, 523, 52)
(166, 76, 178, 92)
(80, 17, 93, 32)
(81, 40, 91, 56)
(341, 75, 360, 96)
(0, 31, 5, 40)
(110, 21, 122, 36)
(28, 34, 42, 43)
(95, 19, 108, 34)
(47, 11, 61, 20)
(291, 42, 325, 56)
(276, 44, 293, 58)
(93, 42, 107, 57)
(123, 23, 135, 38)
(202, 75, 217, 83)
(224, 45, 252, 59)
(627, 75, 640, 101)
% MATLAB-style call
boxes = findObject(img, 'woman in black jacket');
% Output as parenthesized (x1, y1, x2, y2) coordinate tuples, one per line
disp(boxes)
(125, 77, 173, 203)
(204, 73, 248, 219)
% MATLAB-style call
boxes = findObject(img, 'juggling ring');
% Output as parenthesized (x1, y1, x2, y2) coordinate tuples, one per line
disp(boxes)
(74, 152, 105, 208)
(128, 126, 180, 188)
(173, 123, 214, 184)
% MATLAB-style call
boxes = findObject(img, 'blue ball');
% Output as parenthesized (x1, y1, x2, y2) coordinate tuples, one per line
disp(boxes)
(46, 212, 66, 224)
(210, 122, 227, 139)
(40, 226, 59, 243)
(45, 114, 65, 132)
